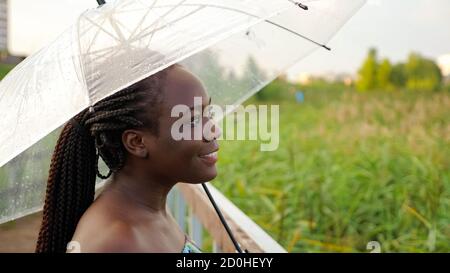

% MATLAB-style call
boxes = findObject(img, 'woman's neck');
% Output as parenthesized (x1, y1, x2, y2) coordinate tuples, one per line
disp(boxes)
(104, 165, 177, 216)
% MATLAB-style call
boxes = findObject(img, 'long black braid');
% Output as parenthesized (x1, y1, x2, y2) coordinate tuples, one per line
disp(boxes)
(35, 64, 178, 253)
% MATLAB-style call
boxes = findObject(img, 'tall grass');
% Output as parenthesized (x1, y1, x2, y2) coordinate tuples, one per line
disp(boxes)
(213, 88, 450, 252)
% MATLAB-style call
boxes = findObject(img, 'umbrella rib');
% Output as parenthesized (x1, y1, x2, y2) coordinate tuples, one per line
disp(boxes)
(141, 3, 331, 51)
(83, 44, 122, 57)
(108, 7, 128, 44)
(89, 46, 120, 63)
(128, 0, 190, 43)
(85, 17, 109, 54)
(112, 0, 166, 15)
(82, 15, 121, 43)
(129, 5, 206, 45)
(115, 19, 134, 38)
(108, 22, 126, 45)
(140, 17, 159, 50)
(213, 4, 332, 51)
(265, 20, 331, 50)
(127, 0, 159, 42)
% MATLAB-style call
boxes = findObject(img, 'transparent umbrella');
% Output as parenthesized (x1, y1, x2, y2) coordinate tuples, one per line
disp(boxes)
(0, 0, 366, 232)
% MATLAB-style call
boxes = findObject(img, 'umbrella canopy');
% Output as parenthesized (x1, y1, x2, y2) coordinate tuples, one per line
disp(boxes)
(0, 0, 366, 224)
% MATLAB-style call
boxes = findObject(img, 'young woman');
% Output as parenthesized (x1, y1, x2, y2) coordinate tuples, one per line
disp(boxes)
(35, 64, 221, 253)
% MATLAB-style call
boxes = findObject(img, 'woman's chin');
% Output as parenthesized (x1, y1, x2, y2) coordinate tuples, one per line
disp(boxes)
(203, 167, 218, 182)
(184, 166, 218, 184)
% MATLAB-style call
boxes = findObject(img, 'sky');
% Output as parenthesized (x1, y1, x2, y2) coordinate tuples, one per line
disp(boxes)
(7, 0, 450, 79)
(286, 0, 450, 79)
(8, 0, 95, 56)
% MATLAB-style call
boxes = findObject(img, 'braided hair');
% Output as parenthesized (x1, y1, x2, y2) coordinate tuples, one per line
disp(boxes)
(35, 64, 178, 253)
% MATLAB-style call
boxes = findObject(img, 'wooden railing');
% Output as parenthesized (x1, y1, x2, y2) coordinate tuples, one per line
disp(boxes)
(168, 183, 287, 253)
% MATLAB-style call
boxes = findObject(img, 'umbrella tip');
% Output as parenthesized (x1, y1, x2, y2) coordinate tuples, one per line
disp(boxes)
(96, 0, 106, 6)
(290, 1, 308, 10)
(298, 3, 308, 10)
(323, 45, 331, 51)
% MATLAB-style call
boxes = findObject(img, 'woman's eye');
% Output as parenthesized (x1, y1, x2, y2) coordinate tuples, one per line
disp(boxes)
(190, 115, 201, 126)
(205, 109, 215, 119)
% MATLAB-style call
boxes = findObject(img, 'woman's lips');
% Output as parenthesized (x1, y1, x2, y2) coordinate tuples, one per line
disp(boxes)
(199, 151, 218, 166)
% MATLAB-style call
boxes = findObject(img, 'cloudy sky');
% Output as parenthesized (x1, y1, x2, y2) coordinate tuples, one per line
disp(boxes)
(8, 0, 450, 78)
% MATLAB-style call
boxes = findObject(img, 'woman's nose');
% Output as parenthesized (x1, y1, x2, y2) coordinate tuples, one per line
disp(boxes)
(203, 119, 221, 142)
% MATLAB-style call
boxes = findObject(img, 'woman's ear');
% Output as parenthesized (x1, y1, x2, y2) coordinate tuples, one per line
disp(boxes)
(121, 129, 152, 159)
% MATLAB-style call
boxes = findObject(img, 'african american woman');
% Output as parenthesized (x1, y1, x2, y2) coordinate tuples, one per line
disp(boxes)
(35, 63, 221, 253)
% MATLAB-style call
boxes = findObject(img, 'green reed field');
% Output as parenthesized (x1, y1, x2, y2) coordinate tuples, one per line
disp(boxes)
(0, 63, 448, 252)
(213, 88, 450, 253)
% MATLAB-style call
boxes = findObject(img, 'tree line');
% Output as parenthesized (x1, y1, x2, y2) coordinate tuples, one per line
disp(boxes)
(356, 48, 444, 92)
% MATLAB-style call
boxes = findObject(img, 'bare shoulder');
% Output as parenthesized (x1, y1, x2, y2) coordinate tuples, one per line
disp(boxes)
(69, 197, 144, 253)
(69, 192, 180, 253)
(71, 219, 143, 253)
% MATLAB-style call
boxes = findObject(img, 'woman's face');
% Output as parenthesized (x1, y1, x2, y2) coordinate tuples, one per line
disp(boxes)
(139, 65, 221, 184)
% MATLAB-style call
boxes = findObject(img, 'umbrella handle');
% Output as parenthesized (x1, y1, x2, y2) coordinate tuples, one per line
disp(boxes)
(201, 183, 248, 253)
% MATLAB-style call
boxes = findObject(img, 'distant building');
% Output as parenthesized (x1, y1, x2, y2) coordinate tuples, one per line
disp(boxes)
(334, 73, 355, 86)
(0, 0, 24, 64)
(293, 72, 355, 86)
(0, 0, 6, 51)
(343, 76, 354, 86)
(295, 73, 311, 85)
(437, 54, 450, 77)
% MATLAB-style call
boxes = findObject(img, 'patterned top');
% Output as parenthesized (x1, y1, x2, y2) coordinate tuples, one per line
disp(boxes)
(181, 234, 202, 253)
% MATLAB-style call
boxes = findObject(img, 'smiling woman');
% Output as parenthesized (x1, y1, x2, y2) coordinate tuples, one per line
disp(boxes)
(35, 64, 221, 253)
